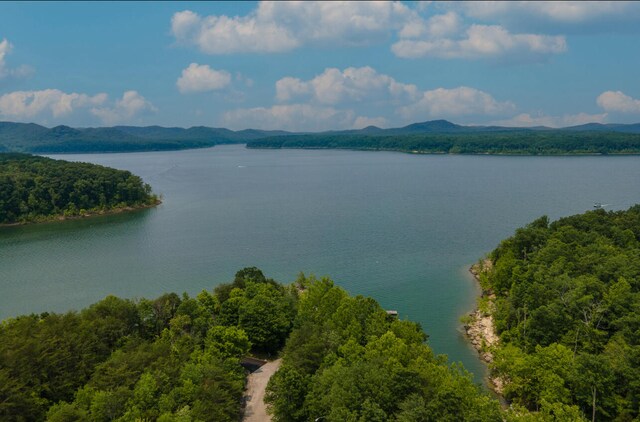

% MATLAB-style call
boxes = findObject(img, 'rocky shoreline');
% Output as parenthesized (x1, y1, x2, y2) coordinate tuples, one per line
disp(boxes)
(464, 260, 504, 395)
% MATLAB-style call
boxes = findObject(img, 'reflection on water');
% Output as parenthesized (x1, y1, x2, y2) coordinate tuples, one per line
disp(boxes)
(1, 207, 154, 244)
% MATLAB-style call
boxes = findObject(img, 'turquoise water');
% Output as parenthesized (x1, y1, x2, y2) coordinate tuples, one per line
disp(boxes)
(2, 145, 639, 381)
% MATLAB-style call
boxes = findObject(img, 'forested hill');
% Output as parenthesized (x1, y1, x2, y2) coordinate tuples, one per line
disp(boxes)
(0, 122, 292, 153)
(3, 119, 640, 154)
(482, 206, 640, 420)
(247, 130, 640, 155)
(0, 267, 504, 421)
(0, 153, 158, 224)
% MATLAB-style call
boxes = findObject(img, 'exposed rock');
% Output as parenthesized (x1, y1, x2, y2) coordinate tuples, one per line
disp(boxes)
(464, 259, 504, 395)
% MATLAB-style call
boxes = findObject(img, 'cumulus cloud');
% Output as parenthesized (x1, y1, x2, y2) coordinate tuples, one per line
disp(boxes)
(597, 91, 640, 114)
(459, 1, 639, 24)
(276, 66, 419, 105)
(270, 67, 514, 128)
(491, 112, 608, 128)
(399, 11, 461, 39)
(91, 91, 156, 125)
(398, 86, 515, 120)
(171, 2, 413, 54)
(220, 103, 386, 132)
(0, 38, 33, 80)
(0, 38, 11, 77)
(170, 1, 637, 62)
(276, 77, 312, 102)
(393, 19, 566, 59)
(177, 63, 231, 93)
(0, 89, 155, 125)
(0, 89, 106, 119)
(171, 9, 298, 54)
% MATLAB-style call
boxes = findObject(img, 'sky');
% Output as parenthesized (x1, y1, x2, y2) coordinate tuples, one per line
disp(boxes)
(0, 1, 639, 131)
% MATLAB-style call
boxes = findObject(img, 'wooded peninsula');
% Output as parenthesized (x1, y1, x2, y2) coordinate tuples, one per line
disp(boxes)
(0, 268, 502, 421)
(0, 153, 159, 225)
(474, 206, 640, 420)
(247, 131, 640, 155)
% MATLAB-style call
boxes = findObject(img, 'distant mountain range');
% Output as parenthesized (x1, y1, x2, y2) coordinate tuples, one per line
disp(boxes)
(1, 119, 639, 154)
(337, 119, 640, 135)
(0, 121, 293, 153)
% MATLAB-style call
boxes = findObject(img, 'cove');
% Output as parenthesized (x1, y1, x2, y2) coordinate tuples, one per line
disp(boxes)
(1, 145, 639, 381)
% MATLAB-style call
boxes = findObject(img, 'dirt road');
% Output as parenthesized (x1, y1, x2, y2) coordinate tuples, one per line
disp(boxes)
(242, 359, 282, 422)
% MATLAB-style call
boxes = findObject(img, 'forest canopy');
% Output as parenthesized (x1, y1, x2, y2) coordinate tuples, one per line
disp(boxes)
(266, 273, 502, 421)
(0, 268, 510, 422)
(247, 131, 640, 155)
(0, 267, 298, 421)
(483, 206, 640, 420)
(0, 153, 158, 225)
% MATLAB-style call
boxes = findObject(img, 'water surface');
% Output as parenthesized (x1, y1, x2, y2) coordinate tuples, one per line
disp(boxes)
(2, 145, 639, 380)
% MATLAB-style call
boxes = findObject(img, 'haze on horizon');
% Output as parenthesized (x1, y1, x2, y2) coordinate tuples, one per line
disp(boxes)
(0, 1, 639, 131)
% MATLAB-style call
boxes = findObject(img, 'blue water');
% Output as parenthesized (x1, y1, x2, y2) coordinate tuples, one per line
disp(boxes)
(1, 145, 639, 381)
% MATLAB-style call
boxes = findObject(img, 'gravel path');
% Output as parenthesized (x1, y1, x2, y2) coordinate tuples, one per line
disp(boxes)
(242, 359, 282, 422)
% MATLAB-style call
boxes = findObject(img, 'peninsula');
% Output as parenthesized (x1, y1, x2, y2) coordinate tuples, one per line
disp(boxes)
(0, 153, 159, 225)
(468, 206, 640, 420)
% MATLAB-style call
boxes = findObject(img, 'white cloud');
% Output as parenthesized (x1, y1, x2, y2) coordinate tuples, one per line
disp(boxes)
(169, 1, 638, 64)
(275, 77, 312, 102)
(398, 11, 460, 39)
(91, 91, 157, 125)
(171, 9, 298, 54)
(426, 11, 461, 37)
(597, 91, 640, 114)
(0, 38, 33, 80)
(171, 2, 413, 54)
(170, 10, 202, 41)
(490, 112, 608, 128)
(170, 2, 580, 61)
(276, 66, 419, 105)
(459, 1, 639, 24)
(221, 103, 385, 132)
(393, 22, 566, 59)
(0, 38, 11, 77)
(0, 89, 106, 119)
(177, 63, 231, 93)
(0, 89, 155, 125)
(399, 86, 515, 120)
(272, 67, 514, 127)
(447, 2, 640, 36)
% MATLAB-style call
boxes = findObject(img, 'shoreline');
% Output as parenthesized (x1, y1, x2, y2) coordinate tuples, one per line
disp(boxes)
(0, 199, 162, 228)
(463, 259, 505, 396)
(246, 145, 640, 157)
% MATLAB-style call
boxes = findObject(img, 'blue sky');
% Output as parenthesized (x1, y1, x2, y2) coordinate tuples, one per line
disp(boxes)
(1, 1, 639, 131)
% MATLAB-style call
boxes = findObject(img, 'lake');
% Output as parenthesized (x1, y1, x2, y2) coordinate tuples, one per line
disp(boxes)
(1, 145, 639, 381)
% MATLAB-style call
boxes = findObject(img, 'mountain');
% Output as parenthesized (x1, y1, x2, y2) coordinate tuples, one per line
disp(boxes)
(0, 122, 49, 145)
(320, 120, 527, 137)
(113, 126, 293, 142)
(1, 119, 639, 154)
(235, 128, 293, 139)
(0, 122, 294, 153)
(354, 120, 640, 135)
(391, 121, 536, 134)
(562, 122, 640, 133)
(332, 120, 538, 136)
(391, 119, 465, 133)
